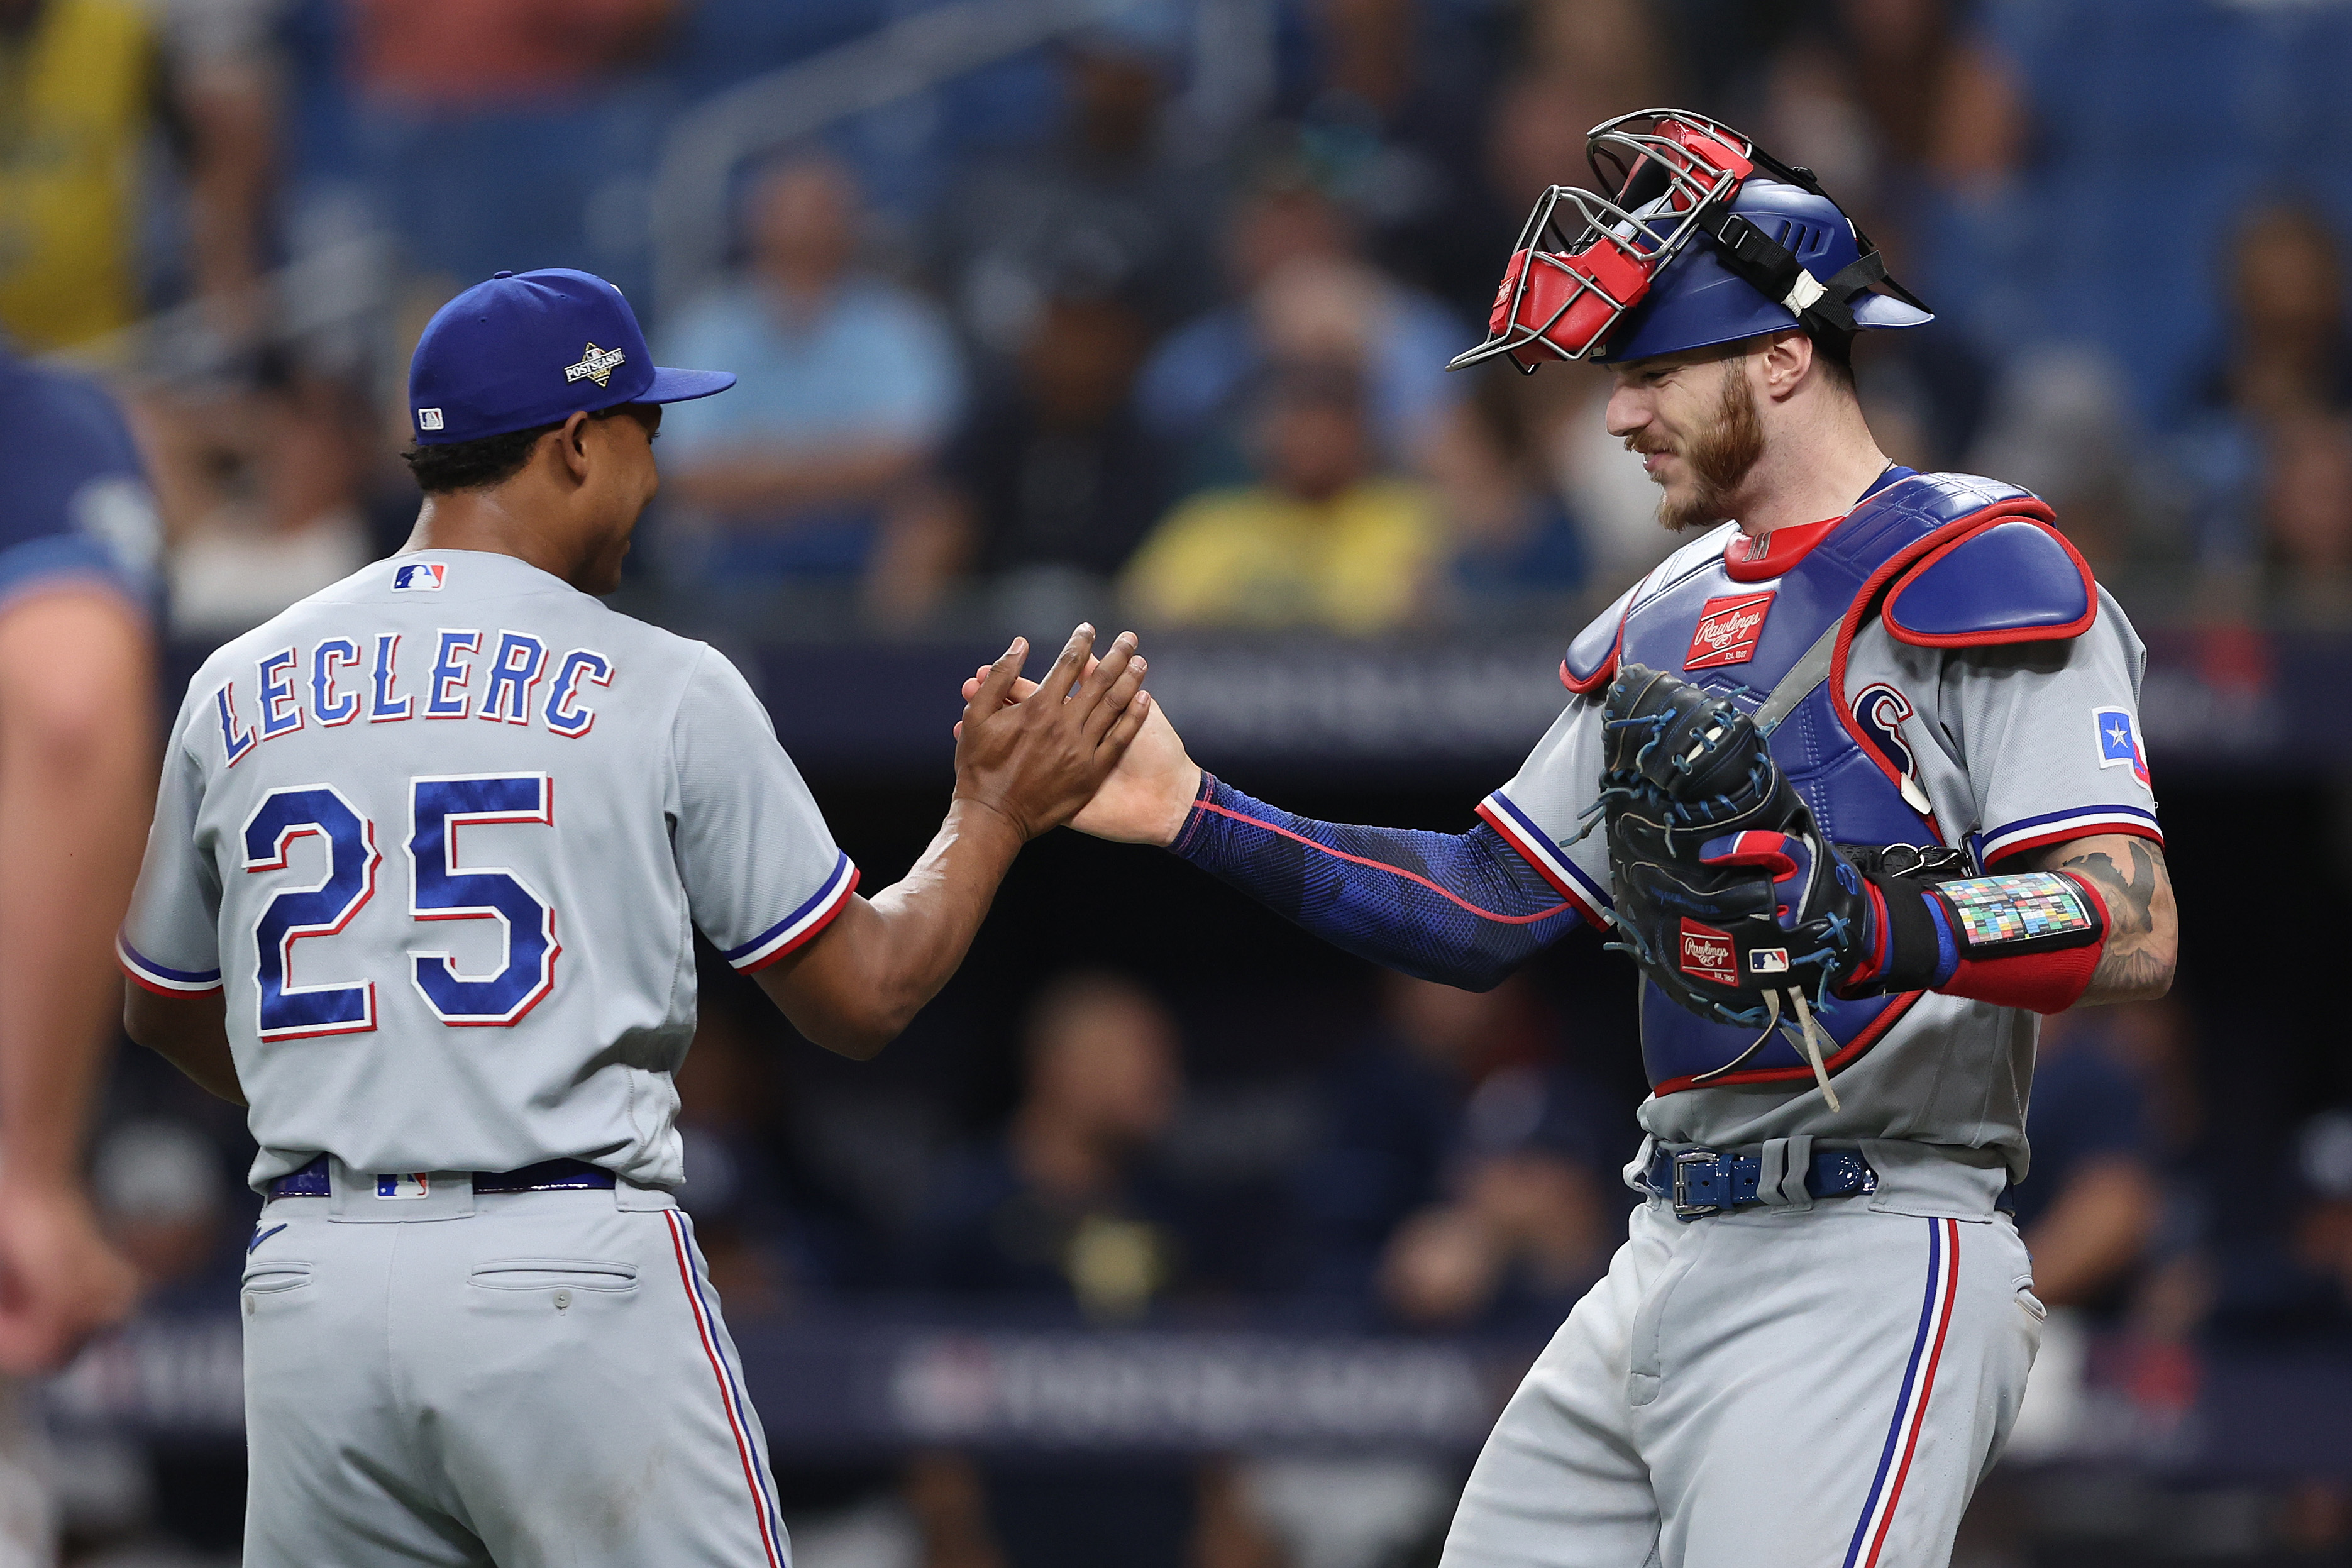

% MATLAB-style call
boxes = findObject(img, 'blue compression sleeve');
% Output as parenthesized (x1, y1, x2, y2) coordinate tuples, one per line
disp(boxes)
(1168, 774, 1584, 990)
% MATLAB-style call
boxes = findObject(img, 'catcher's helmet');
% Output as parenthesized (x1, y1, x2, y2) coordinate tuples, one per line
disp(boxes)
(1449, 109, 1932, 374)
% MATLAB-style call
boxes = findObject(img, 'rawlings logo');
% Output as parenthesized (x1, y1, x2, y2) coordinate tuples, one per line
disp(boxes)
(1685, 592, 1774, 670)
(1679, 919, 1738, 986)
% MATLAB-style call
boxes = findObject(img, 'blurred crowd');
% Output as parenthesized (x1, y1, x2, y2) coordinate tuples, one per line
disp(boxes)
(19, 0, 2352, 1560)
(19, 0, 2352, 643)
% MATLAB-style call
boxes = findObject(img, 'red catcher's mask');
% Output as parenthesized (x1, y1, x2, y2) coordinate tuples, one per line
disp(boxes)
(1450, 111, 1757, 374)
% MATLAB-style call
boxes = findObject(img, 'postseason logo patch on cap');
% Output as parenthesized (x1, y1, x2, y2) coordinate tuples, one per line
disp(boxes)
(564, 343, 627, 387)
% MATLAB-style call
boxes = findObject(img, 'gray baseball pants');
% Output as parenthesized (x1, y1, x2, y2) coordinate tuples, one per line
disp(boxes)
(1440, 1142, 2043, 1568)
(240, 1162, 789, 1567)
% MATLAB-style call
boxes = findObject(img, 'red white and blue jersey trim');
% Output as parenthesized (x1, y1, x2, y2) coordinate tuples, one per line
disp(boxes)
(722, 852, 859, 972)
(1476, 790, 1613, 926)
(1844, 1217, 1961, 1568)
(116, 934, 224, 996)
(1975, 803, 2162, 867)
(664, 1210, 787, 1568)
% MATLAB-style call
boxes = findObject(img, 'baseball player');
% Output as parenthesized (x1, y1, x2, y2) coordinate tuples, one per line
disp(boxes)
(0, 340, 151, 1562)
(1007, 111, 2178, 1565)
(116, 268, 1152, 1567)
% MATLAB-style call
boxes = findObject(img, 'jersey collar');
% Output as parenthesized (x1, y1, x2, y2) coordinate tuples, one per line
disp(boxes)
(1722, 465, 1917, 582)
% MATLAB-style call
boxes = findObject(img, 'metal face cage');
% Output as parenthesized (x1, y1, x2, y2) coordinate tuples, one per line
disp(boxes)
(1448, 109, 1758, 375)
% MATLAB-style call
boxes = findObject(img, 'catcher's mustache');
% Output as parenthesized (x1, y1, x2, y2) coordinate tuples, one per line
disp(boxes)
(1625, 436, 1674, 456)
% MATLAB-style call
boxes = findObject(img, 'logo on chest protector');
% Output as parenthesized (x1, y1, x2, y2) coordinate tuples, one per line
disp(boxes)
(1685, 592, 1774, 670)
(1679, 919, 1739, 986)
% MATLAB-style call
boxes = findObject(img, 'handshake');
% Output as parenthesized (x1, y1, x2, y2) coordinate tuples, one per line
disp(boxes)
(947, 623, 1203, 849)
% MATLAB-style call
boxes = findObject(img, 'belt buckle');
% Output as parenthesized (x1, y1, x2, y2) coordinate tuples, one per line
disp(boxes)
(1671, 1150, 1725, 1220)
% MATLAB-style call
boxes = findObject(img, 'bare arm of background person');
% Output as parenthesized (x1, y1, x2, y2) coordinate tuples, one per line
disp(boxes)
(0, 590, 145, 1371)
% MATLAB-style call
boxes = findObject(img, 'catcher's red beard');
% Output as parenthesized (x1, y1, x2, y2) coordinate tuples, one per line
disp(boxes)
(1630, 362, 1767, 532)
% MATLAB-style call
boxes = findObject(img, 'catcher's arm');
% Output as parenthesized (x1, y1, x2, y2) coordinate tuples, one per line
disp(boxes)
(1169, 775, 1586, 991)
(2025, 835, 2174, 1005)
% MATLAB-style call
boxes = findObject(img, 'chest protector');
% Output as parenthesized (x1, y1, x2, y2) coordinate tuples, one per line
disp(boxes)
(1558, 472, 2094, 1093)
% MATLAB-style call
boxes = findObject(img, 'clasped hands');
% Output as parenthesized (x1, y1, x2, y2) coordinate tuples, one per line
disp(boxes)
(952, 625, 1201, 847)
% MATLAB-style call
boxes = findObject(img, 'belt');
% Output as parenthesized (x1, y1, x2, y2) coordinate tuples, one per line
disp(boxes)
(1641, 1144, 1877, 1221)
(267, 1155, 616, 1200)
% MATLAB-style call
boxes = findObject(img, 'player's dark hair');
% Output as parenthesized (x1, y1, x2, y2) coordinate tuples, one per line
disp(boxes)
(1813, 329, 1858, 393)
(400, 406, 629, 495)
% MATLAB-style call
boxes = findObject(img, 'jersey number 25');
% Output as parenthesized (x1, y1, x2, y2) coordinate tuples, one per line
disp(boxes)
(243, 775, 558, 1039)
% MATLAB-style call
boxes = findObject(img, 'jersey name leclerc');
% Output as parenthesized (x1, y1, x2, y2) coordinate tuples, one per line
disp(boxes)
(121, 551, 856, 1193)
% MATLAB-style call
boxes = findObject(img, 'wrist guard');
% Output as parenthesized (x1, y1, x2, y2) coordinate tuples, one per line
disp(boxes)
(1862, 861, 2109, 1014)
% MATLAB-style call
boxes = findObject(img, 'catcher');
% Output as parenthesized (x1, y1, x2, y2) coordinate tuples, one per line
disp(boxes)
(1003, 110, 2176, 1566)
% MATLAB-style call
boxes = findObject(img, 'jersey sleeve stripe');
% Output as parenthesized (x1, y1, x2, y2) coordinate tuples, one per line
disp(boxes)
(1978, 805, 2162, 864)
(116, 934, 224, 995)
(725, 853, 859, 971)
(1476, 791, 1613, 925)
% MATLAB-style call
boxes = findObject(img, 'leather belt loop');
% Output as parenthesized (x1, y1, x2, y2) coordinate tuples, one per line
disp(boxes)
(1765, 1134, 1815, 1210)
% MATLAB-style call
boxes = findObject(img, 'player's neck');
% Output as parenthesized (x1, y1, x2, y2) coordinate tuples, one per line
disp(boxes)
(402, 489, 591, 590)
(1729, 392, 1891, 539)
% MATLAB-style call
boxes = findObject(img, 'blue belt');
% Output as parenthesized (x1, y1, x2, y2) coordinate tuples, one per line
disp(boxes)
(1641, 1144, 1877, 1221)
(267, 1155, 616, 1200)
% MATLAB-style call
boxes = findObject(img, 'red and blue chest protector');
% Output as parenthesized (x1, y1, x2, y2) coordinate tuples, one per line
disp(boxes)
(1170, 470, 2097, 1094)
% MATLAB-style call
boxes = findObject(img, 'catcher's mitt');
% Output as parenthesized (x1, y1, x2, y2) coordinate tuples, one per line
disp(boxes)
(1596, 664, 1877, 1107)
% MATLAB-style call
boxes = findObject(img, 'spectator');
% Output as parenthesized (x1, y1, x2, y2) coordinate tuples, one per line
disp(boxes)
(1288, 973, 1620, 1323)
(674, 990, 865, 1314)
(1484, 0, 1674, 217)
(347, 0, 672, 108)
(658, 154, 964, 617)
(1962, 345, 2162, 575)
(1135, 167, 1466, 492)
(939, 284, 1167, 616)
(0, 0, 275, 353)
(1286, 0, 1500, 307)
(912, 972, 1185, 1317)
(1375, 1055, 1618, 1332)
(2009, 1007, 2162, 1312)
(142, 362, 377, 636)
(1428, 369, 1589, 616)
(908, 974, 1220, 1568)
(92, 1120, 236, 1312)
(1122, 361, 1446, 633)
(936, 23, 1215, 356)
(2178, 205, 2352, 571)
(2255, 411, 2352, 621)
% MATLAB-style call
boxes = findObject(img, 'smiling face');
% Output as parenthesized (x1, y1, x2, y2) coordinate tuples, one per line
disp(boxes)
(1603, 341, 1769, 532)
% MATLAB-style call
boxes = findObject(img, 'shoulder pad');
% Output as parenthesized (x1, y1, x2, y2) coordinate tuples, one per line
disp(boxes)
(1560, 580, 1637, 694)
(1887, 470, 2040, 517)
(1882, 516, 2095, 648)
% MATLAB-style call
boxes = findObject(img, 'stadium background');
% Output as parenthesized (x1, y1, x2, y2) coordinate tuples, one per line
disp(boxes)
(13, 0, 2352, 1561)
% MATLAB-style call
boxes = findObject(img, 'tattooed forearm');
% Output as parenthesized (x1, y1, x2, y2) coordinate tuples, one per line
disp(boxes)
(2045, 836, 2176, 1003)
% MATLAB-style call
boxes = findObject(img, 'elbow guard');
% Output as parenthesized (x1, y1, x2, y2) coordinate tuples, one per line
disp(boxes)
(1862, 869, 2109, 1015)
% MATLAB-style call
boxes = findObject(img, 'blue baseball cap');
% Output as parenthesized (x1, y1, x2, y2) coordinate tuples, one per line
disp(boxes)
(407, 268, 736, 445)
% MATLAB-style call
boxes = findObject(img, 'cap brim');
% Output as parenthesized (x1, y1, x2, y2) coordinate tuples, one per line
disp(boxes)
(1852, 295, 1934, 329)
(643, 366, 737, 403)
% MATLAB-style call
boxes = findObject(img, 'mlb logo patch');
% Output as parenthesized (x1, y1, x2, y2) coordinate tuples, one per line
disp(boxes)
(2092, 706, 2150, 788)
(1679, 919, 1738, 987)
(1749, 947, 1790, 976)
(376, 1173, 429, 1200)
(416, 407, 444, 431)
(392, 561, 446, 592)
(1686, 592, 1774, 670)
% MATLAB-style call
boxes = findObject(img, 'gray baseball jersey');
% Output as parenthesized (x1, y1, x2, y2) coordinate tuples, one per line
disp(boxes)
(1477, 519, 2161, 1183)
(121, 549, 856, 1191)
